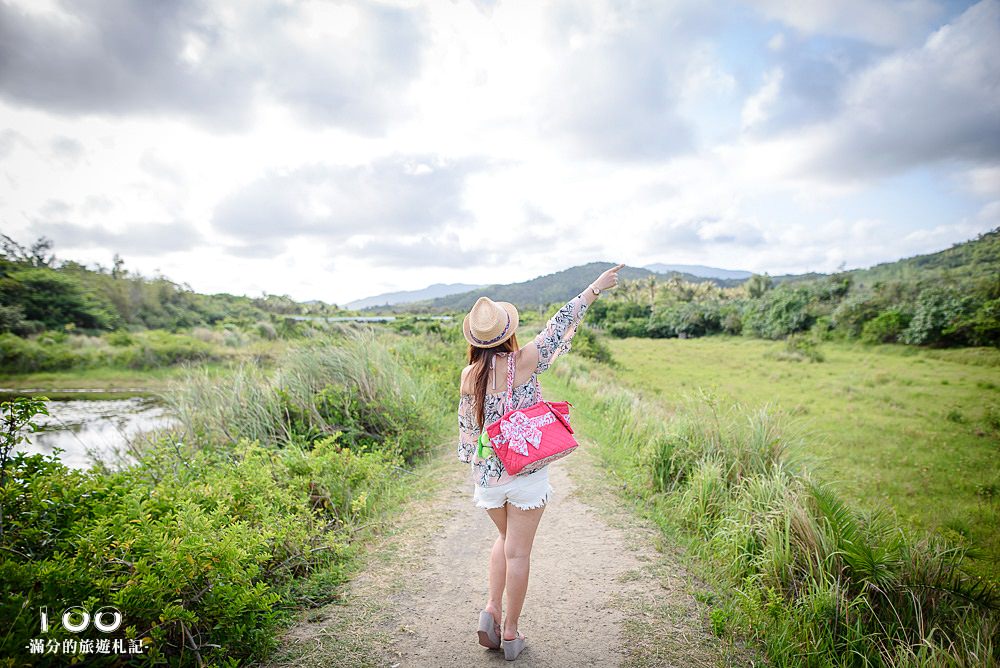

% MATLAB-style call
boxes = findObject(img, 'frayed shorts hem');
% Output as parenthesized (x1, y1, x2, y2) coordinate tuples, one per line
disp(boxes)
(474, 484, 554, 511)
(473, 467, 554, 511)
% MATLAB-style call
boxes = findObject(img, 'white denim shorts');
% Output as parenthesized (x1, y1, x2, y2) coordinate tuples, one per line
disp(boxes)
(473, 465, 554, 511)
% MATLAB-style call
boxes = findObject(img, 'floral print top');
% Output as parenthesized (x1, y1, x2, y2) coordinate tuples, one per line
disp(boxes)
(458, 291, 590, 487)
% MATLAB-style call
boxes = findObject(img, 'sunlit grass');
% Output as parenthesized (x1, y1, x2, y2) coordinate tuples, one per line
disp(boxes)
(595, 335, 1000, 575)
(542, 351, 999, 666)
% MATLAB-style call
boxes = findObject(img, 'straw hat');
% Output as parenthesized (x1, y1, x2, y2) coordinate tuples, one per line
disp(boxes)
(463, 296, 519, 348)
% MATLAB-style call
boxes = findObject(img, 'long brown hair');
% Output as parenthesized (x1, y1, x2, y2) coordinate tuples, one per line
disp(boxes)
(466, 334, 520, 429)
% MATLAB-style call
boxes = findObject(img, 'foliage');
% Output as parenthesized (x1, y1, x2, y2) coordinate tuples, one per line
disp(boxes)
(567, 326, 615, 365)
(164, 329, 439, 464)
(745, 273, 774, 299)
(548, 357, 1000, 666)
(648, 300, 724, 338)
(741, 285, 817, 339)
(901, 285, 981, 346)
(861, 307, 912, 344)
(586, 299, 651, 338)
(0, 330, 455, 666)
(0, 435, 400, 666)
(584, 228, 1000, 350)
(0, 330, 230, 374)
(0, 267, 119, 331)
(0, 235, 345, 339)
(0, 396, 50, 541)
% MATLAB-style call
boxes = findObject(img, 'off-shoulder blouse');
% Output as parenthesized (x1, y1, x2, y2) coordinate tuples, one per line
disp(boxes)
(457, 291, 590, 487)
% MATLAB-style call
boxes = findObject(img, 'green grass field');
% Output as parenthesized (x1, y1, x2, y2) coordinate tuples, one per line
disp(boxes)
(0, 363, 233, 394)
(597, 335, 1000, 575)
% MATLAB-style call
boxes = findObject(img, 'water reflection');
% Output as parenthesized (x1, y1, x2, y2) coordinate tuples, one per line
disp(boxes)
(19, 398, 178, 471)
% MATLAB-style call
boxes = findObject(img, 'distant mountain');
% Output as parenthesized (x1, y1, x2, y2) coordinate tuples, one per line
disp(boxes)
(343, 230, 1000, 314)
(385, 262, 744, 313)
(347, 282, 483, 310)
(848, 227, 1000, 286)
(643, 263, 753, 280)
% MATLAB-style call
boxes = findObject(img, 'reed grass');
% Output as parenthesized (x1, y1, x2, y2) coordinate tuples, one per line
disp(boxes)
(160, 327, 445, 464)
(547, 355, 999, 667)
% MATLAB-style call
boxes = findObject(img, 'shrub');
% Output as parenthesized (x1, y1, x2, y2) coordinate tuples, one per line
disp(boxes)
(861, 307, 912, 344)
(550, 358, 999, 666)
(648, 301, 723, 338)
(0, 330, 447, 666)
(830, 291, 884, 338)
(741, 286, 816, 339)
(568, 326, 615, 365)
(588, 300, 650, 338)
(256, 321, 278, 341)
(0, 303, 25, 333)
(901, 286, 976, 346)
(0, 267, 119, 331)
(165, 329, 436, 464)
(106, 330, 135, 347)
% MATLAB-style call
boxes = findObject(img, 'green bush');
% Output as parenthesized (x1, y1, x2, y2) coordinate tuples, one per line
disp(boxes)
(0, 434, 400, 666)
(551, 358, 1000, 667)
(0, 267, 119, 331)
(165, 329, 435, 464)
(648, 300, 723, 338)
(0, 303, 25, 333)
(861, 308, 912, 344)
(948, 297, 1000, 347)
(113, 331, 219, 369)
(106, 330, 135, 347)
(901, 286, 976, 346)
(741, 286, 816, 340)
(568, 326, 615, 364)
(0, 330, 450, 666)
(588, 300, 650, 338)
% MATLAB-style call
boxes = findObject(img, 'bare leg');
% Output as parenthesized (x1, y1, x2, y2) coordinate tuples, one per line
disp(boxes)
(502, 503, 545, 640)
(484, 506, 508, 629)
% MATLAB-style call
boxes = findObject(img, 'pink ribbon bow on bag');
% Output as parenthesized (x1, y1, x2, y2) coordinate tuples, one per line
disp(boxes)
(500, 411, 545, 456)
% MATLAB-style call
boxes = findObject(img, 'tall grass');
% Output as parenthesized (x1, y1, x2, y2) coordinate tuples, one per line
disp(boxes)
(162, 327, 444, 464)
(550, 355, 999, 667)
(1, 328, 456, 667)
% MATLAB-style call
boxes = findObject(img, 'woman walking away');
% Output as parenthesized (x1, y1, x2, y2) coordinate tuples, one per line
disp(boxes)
(457, 263, 625, 660)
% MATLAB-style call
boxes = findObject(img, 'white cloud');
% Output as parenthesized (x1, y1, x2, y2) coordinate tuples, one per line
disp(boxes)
(744, 0, 945, 47)
(954, 165, 1000, 197)
(0, 0, 994, 305)
(741, 68, 784, 131)
(730, 1, 1000, 187)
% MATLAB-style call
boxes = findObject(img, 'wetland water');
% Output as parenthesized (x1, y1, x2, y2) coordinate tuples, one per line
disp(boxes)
(5, 393, 177, 470)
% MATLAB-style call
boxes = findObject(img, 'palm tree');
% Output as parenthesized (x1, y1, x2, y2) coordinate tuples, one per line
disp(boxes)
(646, 274, 657, 307)
(745, 273, 773, 299)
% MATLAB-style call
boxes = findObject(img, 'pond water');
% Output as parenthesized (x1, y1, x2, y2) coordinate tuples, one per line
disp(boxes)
(15, 397, 178, 471)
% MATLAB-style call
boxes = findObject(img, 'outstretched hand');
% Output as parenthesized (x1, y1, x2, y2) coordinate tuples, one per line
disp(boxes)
(593, 263, 625, 291)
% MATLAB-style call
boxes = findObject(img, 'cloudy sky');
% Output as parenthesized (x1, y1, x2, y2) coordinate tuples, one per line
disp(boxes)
(1, 0, 997, 305)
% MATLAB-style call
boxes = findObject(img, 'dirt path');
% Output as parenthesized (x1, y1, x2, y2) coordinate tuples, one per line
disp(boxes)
(260, 440, 743, 667)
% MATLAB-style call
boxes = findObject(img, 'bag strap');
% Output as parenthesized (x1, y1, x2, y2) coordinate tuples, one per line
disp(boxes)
(503, 350, 516, 412)
(502, 350, 545, 413)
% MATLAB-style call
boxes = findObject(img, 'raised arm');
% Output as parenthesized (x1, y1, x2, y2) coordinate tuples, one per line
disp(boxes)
(529, 263, 625, 374)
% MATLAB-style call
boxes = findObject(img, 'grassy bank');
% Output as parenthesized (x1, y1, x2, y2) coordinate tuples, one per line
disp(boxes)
(602, 336, 1000, 576)
(0, 328, 460, 667)
(543, 354, 998, 666)
(0, 364, 231, 394)
(548, 359, 1000, 666)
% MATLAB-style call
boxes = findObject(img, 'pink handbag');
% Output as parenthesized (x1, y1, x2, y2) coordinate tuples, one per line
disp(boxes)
(484, 350, 579, 476)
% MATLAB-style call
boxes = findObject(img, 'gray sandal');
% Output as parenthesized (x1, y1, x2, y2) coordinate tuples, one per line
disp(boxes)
(501, 631, 526, 660)
(477, 610, 501, 649)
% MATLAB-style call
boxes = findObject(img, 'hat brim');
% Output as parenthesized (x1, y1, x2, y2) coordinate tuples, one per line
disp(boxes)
(463, 301, 519, 348)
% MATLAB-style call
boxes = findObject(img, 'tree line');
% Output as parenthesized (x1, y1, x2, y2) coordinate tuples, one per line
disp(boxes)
(587, 228, 1000, 348)
(0, 235, 343, 336)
